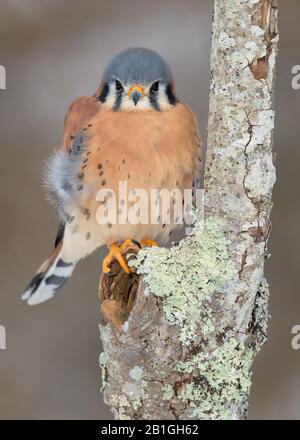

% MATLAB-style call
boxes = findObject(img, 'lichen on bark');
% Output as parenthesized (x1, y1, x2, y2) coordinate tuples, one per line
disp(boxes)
(131, 218, 235, 345)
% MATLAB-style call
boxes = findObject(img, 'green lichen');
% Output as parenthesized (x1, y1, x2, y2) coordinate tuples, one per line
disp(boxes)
(99, 351, 108, 392)
(162, 384, 174, 401)
(110, 393, 141, 419)
(130, 218, 235, 345)
(129, 366, 144, 382)
(131, 395, 142, 411)
(110, 394, 131, 420)
(250, 278, 270, 351)
(176, 338, 254, 419)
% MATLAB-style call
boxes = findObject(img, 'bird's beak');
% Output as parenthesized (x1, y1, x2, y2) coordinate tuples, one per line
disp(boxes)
(128, 84, 145, 106)
(131, 91, 141, 106)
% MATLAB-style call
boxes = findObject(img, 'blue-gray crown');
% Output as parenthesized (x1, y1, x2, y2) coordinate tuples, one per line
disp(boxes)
(103, 47, 173, 86)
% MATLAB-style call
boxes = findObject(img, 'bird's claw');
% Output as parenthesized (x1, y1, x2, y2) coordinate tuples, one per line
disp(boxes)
(102, 238, 158, 275)
(102, 239, 139, 274)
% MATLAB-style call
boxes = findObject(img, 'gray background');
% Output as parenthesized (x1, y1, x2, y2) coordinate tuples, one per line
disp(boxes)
(0, 0, 299, 419)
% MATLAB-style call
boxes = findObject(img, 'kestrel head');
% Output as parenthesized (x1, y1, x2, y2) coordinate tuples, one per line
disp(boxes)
(97, 47, 177, 112)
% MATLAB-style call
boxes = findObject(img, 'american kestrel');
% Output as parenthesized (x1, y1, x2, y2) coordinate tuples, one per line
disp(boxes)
(22, 48, 201, 305)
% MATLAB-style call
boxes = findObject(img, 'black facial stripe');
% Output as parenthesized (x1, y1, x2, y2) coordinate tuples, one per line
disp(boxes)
(149, 91, 160, 111)
(166, 84, 177, 106)
(113, 90, 123, 111)
(98, 83, 109, 102)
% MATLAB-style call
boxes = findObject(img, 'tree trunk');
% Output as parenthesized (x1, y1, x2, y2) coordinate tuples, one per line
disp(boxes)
(99, 0, 279, 420)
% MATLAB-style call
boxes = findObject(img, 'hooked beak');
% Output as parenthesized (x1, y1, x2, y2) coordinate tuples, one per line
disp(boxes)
(131, 91, 141, 106)
(128, 84, 145, 106)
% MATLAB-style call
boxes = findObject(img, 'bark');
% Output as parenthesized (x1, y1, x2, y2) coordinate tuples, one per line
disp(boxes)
(99, 0, 279, 420)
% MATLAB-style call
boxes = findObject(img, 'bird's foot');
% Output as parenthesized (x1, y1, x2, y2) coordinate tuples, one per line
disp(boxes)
(140, 239, 158, 248)
(102, 239, 141, 274)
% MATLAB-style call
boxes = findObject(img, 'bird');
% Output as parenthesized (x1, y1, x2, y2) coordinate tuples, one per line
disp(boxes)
(22, 47, 201, 306)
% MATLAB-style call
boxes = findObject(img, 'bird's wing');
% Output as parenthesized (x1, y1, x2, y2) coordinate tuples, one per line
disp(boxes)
(45, 96, 100, 218)
(62, 96, 100, 153)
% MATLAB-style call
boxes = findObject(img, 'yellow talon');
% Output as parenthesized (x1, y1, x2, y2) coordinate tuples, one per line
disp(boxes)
(102, 239, 141, 274)
(140, 239, 158, 248)
(102, 238, 158, 274)
(102, 243, 131, 274)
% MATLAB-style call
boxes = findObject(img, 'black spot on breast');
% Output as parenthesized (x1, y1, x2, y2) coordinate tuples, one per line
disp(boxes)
(83, 208, 91, 220)
(86, 232, 91, 240)
(66, 215, 75, 224)
(98, 163, 103, 169)
(83, 158, 88, 164)
(107, 222, 112, 229)
(77, 185, 83, 191)
(99, 170, 104, 177)
(101, 180, 106, 186)
(77, 172, 84, 180)
(122, 159, 126, 164)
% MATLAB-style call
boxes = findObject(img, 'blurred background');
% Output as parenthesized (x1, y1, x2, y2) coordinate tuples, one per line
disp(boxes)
(0, 0, 299, 420)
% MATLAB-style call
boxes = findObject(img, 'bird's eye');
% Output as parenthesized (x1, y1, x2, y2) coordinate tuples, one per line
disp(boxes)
(150, 81, 160, 93)
(115, 80, 123, 91)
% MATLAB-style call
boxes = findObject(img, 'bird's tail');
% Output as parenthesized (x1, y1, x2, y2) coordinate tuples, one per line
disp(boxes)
(22, 232, 76, 306)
